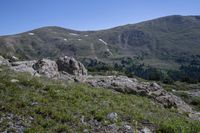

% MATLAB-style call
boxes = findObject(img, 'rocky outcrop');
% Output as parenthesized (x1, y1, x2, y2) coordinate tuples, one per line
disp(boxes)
(33, 59, 59, 78)
(148, 82, 192, 113)
(1, 56, 199, 120)
(8, 56, 87, 81)
(86, 76, 199, 119)
(57, 56, 87, 76)
(10, 61, 38, 76)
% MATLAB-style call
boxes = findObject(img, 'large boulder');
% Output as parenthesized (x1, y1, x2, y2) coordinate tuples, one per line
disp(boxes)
(33, 59, 59, 78)
(56, 56, 87, 76)
(9, 57, 88, 81)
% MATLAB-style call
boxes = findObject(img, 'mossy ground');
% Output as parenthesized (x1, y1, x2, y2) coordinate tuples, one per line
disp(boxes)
(0, 66, 200, 132)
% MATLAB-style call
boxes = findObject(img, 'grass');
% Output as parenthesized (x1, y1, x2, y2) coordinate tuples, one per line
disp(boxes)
(163, 81, 200, 92)
(0, 66, 200, 132)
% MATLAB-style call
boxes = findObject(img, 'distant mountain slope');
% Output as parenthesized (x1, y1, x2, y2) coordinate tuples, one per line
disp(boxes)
(1, 15, 200, 70)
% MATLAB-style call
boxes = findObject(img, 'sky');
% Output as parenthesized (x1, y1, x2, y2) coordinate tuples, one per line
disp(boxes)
(0, 0, 200, 35)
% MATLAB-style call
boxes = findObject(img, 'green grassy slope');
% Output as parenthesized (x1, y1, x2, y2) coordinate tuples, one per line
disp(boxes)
(0, 67, 200, 132)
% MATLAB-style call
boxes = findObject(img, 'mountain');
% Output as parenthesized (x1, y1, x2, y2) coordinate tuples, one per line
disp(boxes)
(1, 15, 200, 72)
(1, 15, 200, 132)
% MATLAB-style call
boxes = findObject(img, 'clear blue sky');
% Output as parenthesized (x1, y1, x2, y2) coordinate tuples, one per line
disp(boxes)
(0, 0, 200, 35)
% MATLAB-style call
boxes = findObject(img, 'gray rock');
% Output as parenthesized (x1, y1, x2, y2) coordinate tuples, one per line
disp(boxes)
(83, 129, 89, 133)
(10, 79, 19, 83)
(107, 123, 119, 133)
(33, 59, 59, 78)
(29, 116, 34, 121)
(30, 102, 38, 106)
(141, 127, 152, 133)
(188, 113, 200, 121)
(11, 61, 38, 76)
(107, 112, 118, 121)
(59, 71, 75, 82)
(108, 123, 118, 130)
(87, 76, 198, 119)
(117, 122, 134, 133)
(56, 56, 87, 77)
(81, 115, 87, 125)
(122, 124, 134, 133)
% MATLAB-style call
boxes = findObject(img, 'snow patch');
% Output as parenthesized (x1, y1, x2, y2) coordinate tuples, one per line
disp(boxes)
(84, 35, 88, 37)
(99, 39, 107, 45)
(106, 48, 110, 52)
(69, 33, 78, 36)
(106, 48, 113, 56)
(28, 33, 34, 36)
(63, 38, 67, 41)
(78, 39, 82, 41)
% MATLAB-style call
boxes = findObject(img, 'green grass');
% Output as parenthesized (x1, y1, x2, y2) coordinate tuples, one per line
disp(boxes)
(163, 81, 200, 91)
(0, 67, 200, 132)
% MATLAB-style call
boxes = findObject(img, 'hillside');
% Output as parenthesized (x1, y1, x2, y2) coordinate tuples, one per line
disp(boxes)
(1, 15, 200, 82)
(0, 15, 200, 62)
(0, 51, 200, 132)
(0, 66, 200, 132)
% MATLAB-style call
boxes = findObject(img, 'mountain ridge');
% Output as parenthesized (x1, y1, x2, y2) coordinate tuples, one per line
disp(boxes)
(0, 15, 200, 72)
(2, 15, 199, 36)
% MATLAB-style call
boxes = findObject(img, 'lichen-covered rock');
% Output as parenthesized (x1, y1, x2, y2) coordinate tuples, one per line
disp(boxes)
(33, 59, 59, 78)
(56, 56, 87, 76)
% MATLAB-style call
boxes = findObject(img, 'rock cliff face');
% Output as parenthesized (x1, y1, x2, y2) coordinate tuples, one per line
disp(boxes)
(1, 56, 199, 120)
